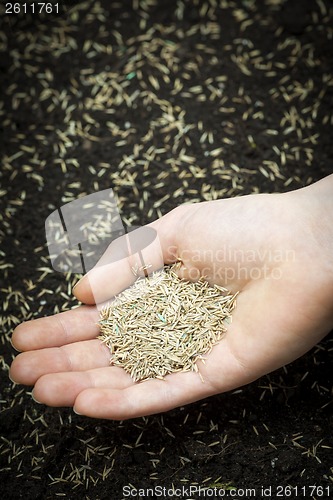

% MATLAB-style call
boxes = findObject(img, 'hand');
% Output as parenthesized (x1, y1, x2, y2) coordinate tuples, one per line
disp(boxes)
(10, 176, 333, 420)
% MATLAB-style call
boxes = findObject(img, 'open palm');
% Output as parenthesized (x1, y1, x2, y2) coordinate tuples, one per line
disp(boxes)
(10, 180, 333, 419)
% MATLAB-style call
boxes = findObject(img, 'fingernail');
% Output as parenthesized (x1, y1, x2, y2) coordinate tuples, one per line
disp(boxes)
(73, 276, 84, 291)
(8, 372, 17, 384)
(73, 407, 83, 416)
(31, 391, 42, 404)
(9, 336, 22, 353)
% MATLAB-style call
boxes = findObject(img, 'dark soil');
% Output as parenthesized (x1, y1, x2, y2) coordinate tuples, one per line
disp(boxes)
(1, 1, 332, 499)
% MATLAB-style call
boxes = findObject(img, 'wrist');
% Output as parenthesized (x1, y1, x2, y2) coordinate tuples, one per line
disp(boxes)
(296, 175, 333, 255)
(295, 174, 333, 331)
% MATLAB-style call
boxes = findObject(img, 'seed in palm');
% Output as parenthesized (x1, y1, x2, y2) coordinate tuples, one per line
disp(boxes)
(98, 263, 238, 382)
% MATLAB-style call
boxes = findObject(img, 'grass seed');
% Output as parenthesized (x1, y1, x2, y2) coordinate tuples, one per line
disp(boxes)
(98, 263, 238, 382)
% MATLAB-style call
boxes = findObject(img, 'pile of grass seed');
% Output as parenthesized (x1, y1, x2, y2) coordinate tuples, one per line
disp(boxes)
(98, 263, 238, 382)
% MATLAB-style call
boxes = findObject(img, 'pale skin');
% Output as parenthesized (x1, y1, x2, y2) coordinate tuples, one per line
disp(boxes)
(10, 174, 333, 420)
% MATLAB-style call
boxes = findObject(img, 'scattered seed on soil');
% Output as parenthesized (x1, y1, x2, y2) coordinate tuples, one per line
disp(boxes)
(98, 263, 238, 382)
(1, 0, 332, 495)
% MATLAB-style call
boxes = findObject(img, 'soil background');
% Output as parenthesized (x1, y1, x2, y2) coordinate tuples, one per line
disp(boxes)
(0, 1, 332, 499)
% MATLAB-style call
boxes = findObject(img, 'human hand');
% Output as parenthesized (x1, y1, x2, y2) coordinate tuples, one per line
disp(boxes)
(10, 176, 333, 419)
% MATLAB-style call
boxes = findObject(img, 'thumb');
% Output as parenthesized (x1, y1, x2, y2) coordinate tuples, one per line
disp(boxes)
(72, 213, 180, 305)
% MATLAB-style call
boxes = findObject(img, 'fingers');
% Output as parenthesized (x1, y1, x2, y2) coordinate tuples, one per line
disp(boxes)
(11, 305, 100, 352)
(9, 339, 110, 385)
(31, 367, 214, 416)
(73, 209, 183, 305)
(71, 334, 252, 420)
(32, 366, 133, 407)
(73, 370, 213, 420)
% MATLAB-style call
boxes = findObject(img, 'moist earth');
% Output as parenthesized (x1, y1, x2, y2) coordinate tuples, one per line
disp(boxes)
(0, 1, 332, 499)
